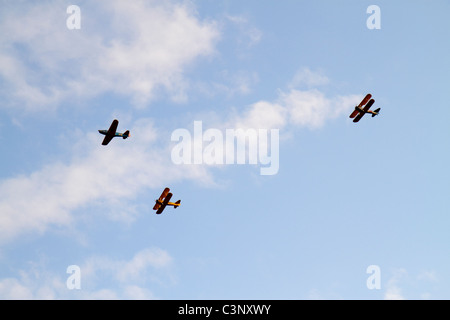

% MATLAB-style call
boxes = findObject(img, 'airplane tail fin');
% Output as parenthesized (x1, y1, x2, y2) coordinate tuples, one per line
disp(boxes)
(123, 130, 130, 139)
(372, 108, 381, 117)
(174, 200, 181, 208)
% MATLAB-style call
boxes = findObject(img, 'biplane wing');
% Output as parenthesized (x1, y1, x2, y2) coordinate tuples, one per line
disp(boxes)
(350, 94, 372, 118)
(101, 119, 119, 145)
(156, 192, 173, 214)
(353, 99, 375, 123)
(153, 187, 170, 210)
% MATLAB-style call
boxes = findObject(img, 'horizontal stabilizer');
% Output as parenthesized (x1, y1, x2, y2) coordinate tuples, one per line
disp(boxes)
(372, 108, 381, 117)
(174, 200, 181, 208)
(123, 130, 130, 139)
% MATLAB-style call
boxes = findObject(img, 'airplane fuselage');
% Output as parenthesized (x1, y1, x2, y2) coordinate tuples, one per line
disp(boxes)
(98, 130, 127, 137)
(155, 199, 180, 207)
(354, 106, 378, 115)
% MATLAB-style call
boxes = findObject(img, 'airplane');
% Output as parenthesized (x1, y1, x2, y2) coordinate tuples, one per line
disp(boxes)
(349, 93, 381, 123)
(153, 187, 181, 214)
(98, 119, 130, 145)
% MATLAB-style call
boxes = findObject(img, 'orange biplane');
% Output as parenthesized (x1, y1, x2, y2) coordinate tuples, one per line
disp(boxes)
(349, 94, 381, 123)
(153, 188, 181, 214)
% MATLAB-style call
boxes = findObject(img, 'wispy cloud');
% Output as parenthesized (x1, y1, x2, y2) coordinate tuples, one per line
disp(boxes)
(0, 247, 172, 299)
(383, 268, 441, 300)
(0, 0, 219, 111)
(384, 268, 407, 300)
(225, 15, 262, 49)
(179, 70, 361, 176)
(0, 119, 214, 244)
(288, 67, 330, 88)
(417, 270, 438, 282)
(0, 66, 361, 244)
(227, 69, 362, 131)
(116, 248, 173, 282)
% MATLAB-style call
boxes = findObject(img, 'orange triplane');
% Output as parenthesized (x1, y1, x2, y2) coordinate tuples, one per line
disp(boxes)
(153, 187, 181, 214)
(349, 94, 381, 123)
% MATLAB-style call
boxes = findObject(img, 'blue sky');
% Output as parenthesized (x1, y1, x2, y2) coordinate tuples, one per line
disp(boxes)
(0, 0, 449, 299)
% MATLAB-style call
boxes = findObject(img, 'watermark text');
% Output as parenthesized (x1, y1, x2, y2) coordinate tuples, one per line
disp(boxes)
(171, 121, 279, 175)
(66, 264, 81, 290)
(366, 264, 381, 289)
(366, 5, 381, 30)
(66, 5, 81, 30)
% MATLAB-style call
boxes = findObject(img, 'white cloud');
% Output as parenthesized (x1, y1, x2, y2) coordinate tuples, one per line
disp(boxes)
(0, 264, 67, 300)
(0, 247, 171, 299)
(123, 285, 157, 300)
(0, 0, 219, 111)
(177, 70, 362, 177)
(222, 70, 260, 96)
(228, 77, 362, 131)
(81, 289, 119, 300)
(117, 248, 173, 282)
(185, 71, 361, 176)
(417, 270, 437, 282)
(81, 247, 173, 284)
(384, 285, 405, 300)
(193, 69, 260, 100)
(0, 278, 34, 300)
(306, 288, 322, 299)
(0, 67, 362, 243)
(0, 119, 214, 244)
(233, 100, 287, 130)
(226, 15, 262, 48)
(383, 268, 443, 300)
(283, 89, 332, 128)
(77, 247, 174, 299)
(283, 89, 362, 129)
(289, 68, 330, 88)
(384, 268, 407, 300)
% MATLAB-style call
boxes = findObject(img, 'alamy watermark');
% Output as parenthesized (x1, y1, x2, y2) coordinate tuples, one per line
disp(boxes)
(65, 264, 381, 291)
(366, 5, 381, 30)
(66, 264, 81, 290)
(66, 5, 81, 30)
(171, 121, 279, 175)
(366, 264, 381, 290)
